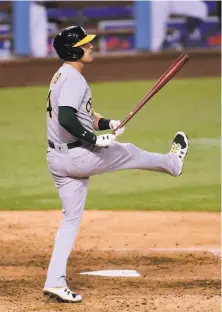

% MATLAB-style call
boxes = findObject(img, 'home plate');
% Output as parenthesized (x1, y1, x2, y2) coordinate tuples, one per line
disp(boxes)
(79, 270, 141, 277)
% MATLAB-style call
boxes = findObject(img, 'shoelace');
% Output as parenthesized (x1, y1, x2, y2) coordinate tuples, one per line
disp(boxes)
(64, 288, 71, 295)
(64, 287, 76, 297)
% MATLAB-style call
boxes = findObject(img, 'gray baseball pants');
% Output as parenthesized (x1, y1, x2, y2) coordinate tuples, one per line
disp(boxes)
(44, 141, 181, 288)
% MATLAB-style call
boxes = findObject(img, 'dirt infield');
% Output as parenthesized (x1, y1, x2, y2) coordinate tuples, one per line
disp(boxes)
(0, 49, 220, 87)
(0, 211, 220, 312)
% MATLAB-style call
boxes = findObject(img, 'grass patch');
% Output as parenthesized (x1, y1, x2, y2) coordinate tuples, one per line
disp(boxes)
(0, 78, 220, 211)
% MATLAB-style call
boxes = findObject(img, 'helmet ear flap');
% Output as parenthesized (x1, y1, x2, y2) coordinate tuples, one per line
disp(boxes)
(71, 47, 84, 61)
(61, 47, 84, 61)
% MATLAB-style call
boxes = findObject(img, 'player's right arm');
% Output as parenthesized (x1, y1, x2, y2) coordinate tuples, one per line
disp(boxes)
(58, 78, 115, 147)
(59, 107, 116, 147)
(57, 77, 97, 144)
(58, 106, 97, 144)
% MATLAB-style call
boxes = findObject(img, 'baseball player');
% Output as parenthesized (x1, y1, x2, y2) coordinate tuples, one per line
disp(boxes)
(43, 26, 189, 303)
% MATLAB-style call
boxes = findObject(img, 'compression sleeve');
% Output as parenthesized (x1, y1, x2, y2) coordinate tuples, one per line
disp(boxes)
(58, 106, 97, 144)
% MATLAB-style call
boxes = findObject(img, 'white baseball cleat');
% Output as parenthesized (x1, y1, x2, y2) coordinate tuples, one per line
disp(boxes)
(43, 287, 82, 303)
(169, 131, 189, 175)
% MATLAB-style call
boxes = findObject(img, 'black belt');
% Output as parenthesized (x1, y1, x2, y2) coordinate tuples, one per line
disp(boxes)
(48, 140, 82, 149)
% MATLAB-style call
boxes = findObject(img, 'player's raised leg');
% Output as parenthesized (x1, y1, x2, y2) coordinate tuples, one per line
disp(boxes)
(43, 177, 89, 302)
(100, 131, 188, 176)
(67, 131, 189, 178)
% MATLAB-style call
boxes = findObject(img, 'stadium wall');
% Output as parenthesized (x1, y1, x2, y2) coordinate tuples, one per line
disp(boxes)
(0, 50, 220, 88)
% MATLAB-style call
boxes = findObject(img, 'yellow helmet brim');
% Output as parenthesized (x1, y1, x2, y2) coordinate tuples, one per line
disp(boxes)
(73, 34, 96, 47)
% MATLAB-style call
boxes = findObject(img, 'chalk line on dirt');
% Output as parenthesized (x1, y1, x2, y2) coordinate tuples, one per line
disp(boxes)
(75, 247, 221, 257)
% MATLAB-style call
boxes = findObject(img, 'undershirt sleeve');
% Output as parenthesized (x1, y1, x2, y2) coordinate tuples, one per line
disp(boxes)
(58, 106, 97, 144)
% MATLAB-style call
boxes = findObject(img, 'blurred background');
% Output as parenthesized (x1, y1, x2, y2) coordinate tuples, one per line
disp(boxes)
(0, 0, 220, 211)
(0, 0, 221, 57)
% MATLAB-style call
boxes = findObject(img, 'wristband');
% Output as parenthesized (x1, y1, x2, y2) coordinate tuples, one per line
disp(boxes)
(98, 118, 111, 130)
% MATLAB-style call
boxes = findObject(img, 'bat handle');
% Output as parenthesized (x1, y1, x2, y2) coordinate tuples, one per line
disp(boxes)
(112, 111, 133, 135)
(112, 127, 119, 135)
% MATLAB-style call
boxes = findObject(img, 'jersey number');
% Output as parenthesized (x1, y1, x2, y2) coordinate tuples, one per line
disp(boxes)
(47, 90, 52, 118)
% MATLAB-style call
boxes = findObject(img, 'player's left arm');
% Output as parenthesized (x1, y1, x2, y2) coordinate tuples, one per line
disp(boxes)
(93, 111, 125, 136)
(93, 111, 103, 130)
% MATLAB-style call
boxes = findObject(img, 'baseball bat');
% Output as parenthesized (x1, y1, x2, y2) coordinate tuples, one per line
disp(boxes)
(113, 52, 189, 134)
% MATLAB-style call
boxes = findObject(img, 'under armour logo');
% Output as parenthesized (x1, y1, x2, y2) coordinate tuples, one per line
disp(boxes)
(82, 131, 87, 136)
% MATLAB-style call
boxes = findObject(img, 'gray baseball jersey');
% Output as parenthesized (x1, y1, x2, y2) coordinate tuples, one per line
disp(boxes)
(47, 63, 94, 144)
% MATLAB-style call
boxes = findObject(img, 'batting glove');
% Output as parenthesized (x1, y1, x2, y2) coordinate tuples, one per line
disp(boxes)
(95, 134, 116, 147)
(109, 120, 125, 137)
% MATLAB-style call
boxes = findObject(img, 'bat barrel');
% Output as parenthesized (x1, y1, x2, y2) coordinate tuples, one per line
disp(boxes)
(113, 53, 189, 134)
